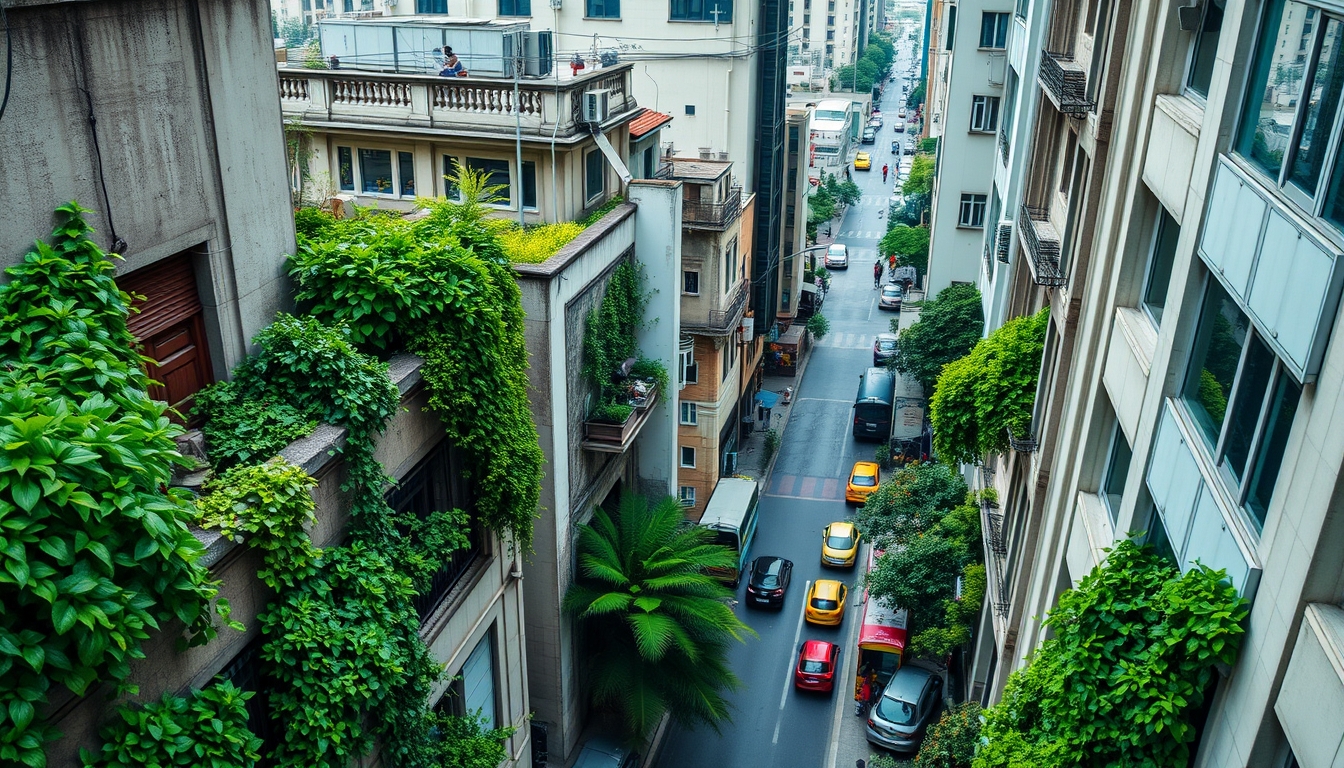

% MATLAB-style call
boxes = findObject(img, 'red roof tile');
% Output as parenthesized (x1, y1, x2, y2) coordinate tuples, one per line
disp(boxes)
(629, 107, 673, 139)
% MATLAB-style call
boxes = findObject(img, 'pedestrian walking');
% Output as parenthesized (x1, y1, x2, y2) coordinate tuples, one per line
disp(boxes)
(873, 260, 882, 288)
(855, 673, 873, 716)
(882, 164, 889, 182)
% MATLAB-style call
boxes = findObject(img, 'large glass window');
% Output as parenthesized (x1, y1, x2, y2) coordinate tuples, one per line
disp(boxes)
(958, 194, 987, 227)
(398, 151, 416, 197)
(338, 146, 354, 191)
(980, 11, 1009, 48)
(585, 149, 606, 203)
(670, 0, 733, 22)
(1182, 279, 1303, 530)
(1186, 0, 1224, 97)
(498, 0, 531, 14)
(970, 95, 1001, 132)
(522, 160, 538, 210)
(358, 148, 394, 194)
(467, 157, 511, 206)
(1142, 207, 1180, 323)
(587, 0, 620, 17)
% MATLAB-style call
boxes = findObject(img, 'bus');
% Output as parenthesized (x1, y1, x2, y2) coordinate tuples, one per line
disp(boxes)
(853, 367, 896, 440)
(855, 547, 908, 691)
(698, 477, 761, 587)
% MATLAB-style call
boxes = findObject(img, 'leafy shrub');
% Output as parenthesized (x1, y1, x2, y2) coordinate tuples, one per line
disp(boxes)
(763, 428, 782, 463)
(590, 402, 634, 423)
(891, 284, 984, 394)
(423, 710, 517, 768)
(80, 683, 261, 768)
(975, 540, 1248, 768)
(806, 313, 831, 339)
(930, 307, 1049, 465)
(292, 206, 336, 239)
(498, 221, 585, 264)
(195, 459, 319, 590)
(192, 383, 317, 470)
(914, 702, 981, 768)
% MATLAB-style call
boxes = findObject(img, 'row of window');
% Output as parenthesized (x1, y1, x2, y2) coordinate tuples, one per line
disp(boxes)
(485, 0, 730, 20)
(335, 146, 607, 209)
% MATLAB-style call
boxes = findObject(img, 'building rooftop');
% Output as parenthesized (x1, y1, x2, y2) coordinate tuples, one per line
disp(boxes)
(629, 108, 673, 139)
(666, 158, 732, 181)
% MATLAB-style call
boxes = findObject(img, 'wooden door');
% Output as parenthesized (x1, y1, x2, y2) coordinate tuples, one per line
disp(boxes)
(120, 253, 214, 422)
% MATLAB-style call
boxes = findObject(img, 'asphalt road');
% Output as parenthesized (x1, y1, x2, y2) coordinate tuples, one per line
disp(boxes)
(654, 49, 917, 768)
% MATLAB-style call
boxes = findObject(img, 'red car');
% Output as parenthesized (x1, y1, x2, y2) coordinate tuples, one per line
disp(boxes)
(794, 640, 840, 693)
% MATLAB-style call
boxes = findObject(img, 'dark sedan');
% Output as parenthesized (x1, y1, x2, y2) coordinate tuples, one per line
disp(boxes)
(873, 332, 899, 366)
(745, 556, 794, 609)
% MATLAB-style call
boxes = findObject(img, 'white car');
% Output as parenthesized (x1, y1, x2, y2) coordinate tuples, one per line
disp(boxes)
(824, 243, 849, 269)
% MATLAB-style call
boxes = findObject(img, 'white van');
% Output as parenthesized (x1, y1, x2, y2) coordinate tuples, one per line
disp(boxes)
(824, 243, 849, 269)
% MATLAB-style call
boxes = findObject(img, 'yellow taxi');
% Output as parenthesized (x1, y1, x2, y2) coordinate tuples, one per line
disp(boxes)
(846, 461, 881, 504)
(854, 152, 872, 171)
(821, 521, 861, 568)
(805, 579, 849, 626)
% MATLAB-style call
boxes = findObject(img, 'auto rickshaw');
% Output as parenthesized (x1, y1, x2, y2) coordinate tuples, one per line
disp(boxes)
(891, 140, 898, 155)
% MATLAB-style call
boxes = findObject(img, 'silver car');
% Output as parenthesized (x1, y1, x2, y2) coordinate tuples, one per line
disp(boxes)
(866, 664, 943, 752)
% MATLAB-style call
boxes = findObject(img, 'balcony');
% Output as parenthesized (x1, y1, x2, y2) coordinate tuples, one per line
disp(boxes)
(1038, 51, 1094, 116)
(1019, 204, 1066, 287)
(979, 471, 1011, 619)
(998, 125, 1010, 166)
(682, 278, 750, 336)
(683, 187, 744, 229)
(277, 64, 637, 141)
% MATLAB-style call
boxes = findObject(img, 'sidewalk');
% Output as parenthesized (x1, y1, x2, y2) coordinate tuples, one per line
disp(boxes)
(735, 346, 814, 483)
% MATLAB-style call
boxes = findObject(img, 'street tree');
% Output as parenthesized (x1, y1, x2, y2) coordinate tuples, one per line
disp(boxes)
(890, 283, 984, 394)
(879, 224, 930, 275)
(563, 493, 755, 742)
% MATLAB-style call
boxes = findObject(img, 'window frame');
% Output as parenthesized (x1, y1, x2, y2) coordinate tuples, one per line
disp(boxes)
(586, 0, 621, 17)
(970, 95, 1001, 132)
(498, 0, 531, 15)
(679, 485, 697, 506)
(669, 0, 733, 22)
(1100, 421, 1133, 524)
(680, 445, 697, 468)
(680, 402, 698, 425)
(585, 149, 607, 204)
(1184, 0, 1225, 100)
(958, 193, 988, 227)
(979, 11, 1009, 48)
(343, 146, 419, 199)
(1140, 206, 1180, 326)
(683, 270, 701, 295)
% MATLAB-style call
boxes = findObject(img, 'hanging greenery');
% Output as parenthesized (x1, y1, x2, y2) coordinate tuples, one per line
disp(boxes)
(0, 203, 235, 768)
(195, 458, 319, 590)
(974, 540, 1248, 768)
(80, 683, 261, 768)
(890, 283, 984, 394)
(930, 307, 1049, 465)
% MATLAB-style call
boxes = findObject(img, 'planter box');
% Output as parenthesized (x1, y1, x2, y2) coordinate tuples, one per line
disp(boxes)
(582, 388, 658, 453)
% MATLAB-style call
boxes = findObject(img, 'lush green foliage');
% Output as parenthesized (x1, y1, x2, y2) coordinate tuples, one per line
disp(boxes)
(423, 710, 516, 768)
(763, 428, 782, 464)
(831, 39, 895, 93)
(191, 384, 316, 470)
(563, 493, 755, 741)
(914, 702, 981, 768)
(919, 137, 939, 153)
(808, 173, 859, 226)
(859, 464, 984, 657)
(583, 261, 645, 400)
(930, 308, 1049, 465)
(195, 459, 319, 590)
(975, 540, 1248, 768)
(0, 203, 230, 767)
(879, 225, 931, 275)
(907, 81, 926, 110)
(806, 313, 831, 339)
(498, 221, 585, 263)
(903, 155, 936, 197)
(81, 683, 261, 768)
(890, 283, 984, 393)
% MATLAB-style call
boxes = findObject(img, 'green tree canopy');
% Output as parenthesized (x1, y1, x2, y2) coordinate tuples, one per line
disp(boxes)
(891, 283, 985, 393)
(563, 493, 755, 742)
(858, 462, 968, 545)
(879, 224, 931, 275)
(930, 307, 1049, 465)
(903, 154, 936, 197)
(974, 540, 1248, 768)
(907, 81, 926, 109)
(915, 702, 982, 768)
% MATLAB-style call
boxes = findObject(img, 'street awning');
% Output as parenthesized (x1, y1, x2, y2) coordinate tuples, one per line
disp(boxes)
(755, 390, 781, 409)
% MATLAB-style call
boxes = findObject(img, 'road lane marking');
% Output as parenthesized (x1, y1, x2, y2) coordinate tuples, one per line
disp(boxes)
(773, 579, 812, 744)
(824, 547, 868, 768)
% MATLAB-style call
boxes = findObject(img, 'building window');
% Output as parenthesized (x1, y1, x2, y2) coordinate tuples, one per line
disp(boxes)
(958, 193, 988, 227)
(417, 0, 448, 10)
(1181, 279, 1303, 530)
(681, 446, 696, 467)
(585, 150, 606, 204)
(522, 160, 538, 210)
(685, 104, 697, 115)
(970, 95, 1001, 132)
(454, 633, 499, 729)
(684, 353, 699, 383)
(338, 146, 354, 191)
(946, 5, 957, 49)
(467, 157, 511, 206)
(979, 11, 1009, 48)
(1186, 0, 1224, 97)
(670, 0, 733, 22)
(721, 343, 730, 381)
(587, 0, 620, 16)
(681, 402, 698, 425)
(358, 148, 395, 195)
(1101, 422, 1132, 523)
(724, 237, 739, 287)
(398, 151, 416, 197)
(121, 252, 215, 421)
(679, 486, 697, 506)
(498, 0, 530, 15)
(442, 155, 460, 199)
(643, 145, 657, 179)
(1239, 0, 1344, 220)
(684, 270, 700, 295)
(1141, 207, 1180, 324)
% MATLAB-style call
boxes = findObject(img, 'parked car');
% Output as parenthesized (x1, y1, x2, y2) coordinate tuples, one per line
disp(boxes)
(746, 556, 794, 608)
(794, 640, 841, 693)
(822, 519, 862, 565)
(878, 283, 903, 311)
(873, 332, 899, 366)
(855, 151, 872, 170)
(805, 579, 848, 626)
(866, 665, 943, 752)
(904, 140, 916, 155)
(573, 737, 639, 768)
(869, 115, 884, 129)
(825, 243, 849, 269)
(894, 121, 905, 133)
(898, 109, 907, 119)
(862, 128, 877, 144)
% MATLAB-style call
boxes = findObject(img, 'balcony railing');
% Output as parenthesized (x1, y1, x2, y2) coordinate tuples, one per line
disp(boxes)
(277, 64, 635, 140)
(998, 125, 1010, 166)
(683, 187, 743, 229)
(1019, 204, 1066, 287)
(1039, 51, 1094, 116)
(979, 491, 1011, 618)
(683, 279, 750, 335)
(1007, 427, 1038, 452)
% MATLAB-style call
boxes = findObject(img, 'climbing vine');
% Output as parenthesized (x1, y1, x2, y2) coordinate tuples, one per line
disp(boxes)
(195, 459, 319, 590)
(0, 203, 233, 768)
(80, 683, 261, 768)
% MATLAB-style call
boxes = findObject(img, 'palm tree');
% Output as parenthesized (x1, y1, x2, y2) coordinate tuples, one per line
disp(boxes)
(563, 492, 756, 742)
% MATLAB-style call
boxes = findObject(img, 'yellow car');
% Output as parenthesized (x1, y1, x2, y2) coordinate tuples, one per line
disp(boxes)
(821, 521, 861, 568)
(805, 579, 848, 626)
(846, 461, 881, 504)
(854, 152, 872, 170)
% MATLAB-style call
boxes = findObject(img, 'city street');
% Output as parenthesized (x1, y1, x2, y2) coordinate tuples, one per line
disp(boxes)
(655, 50, 916, 768)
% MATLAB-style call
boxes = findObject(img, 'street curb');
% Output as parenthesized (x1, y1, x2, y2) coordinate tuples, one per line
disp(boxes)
(757, 340, 817, 489)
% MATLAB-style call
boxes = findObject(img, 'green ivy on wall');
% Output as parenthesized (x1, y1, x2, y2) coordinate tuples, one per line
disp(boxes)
(80, 683, 261, 768)
(0, 204, 234, 768)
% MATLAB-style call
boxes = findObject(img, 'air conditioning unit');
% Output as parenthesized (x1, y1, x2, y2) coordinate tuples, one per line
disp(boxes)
(550, 0, 562, 8)
(583, 90, 611, 124)
(740, 316, 755, 342)
(996, 221, 1012, 262)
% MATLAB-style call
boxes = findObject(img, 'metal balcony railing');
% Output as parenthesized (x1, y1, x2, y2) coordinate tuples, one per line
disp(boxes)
(979, 492, 1011, 618)
(998, 126, 1010, 165)
(1007, 426, 1038, 452)
(1019, 204, 1066, 287)
(995, 222, 1012, 263)
(1039, 51, 1094, 116)
(683, 186, 743, 228)
(682, 279, 750, 335)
